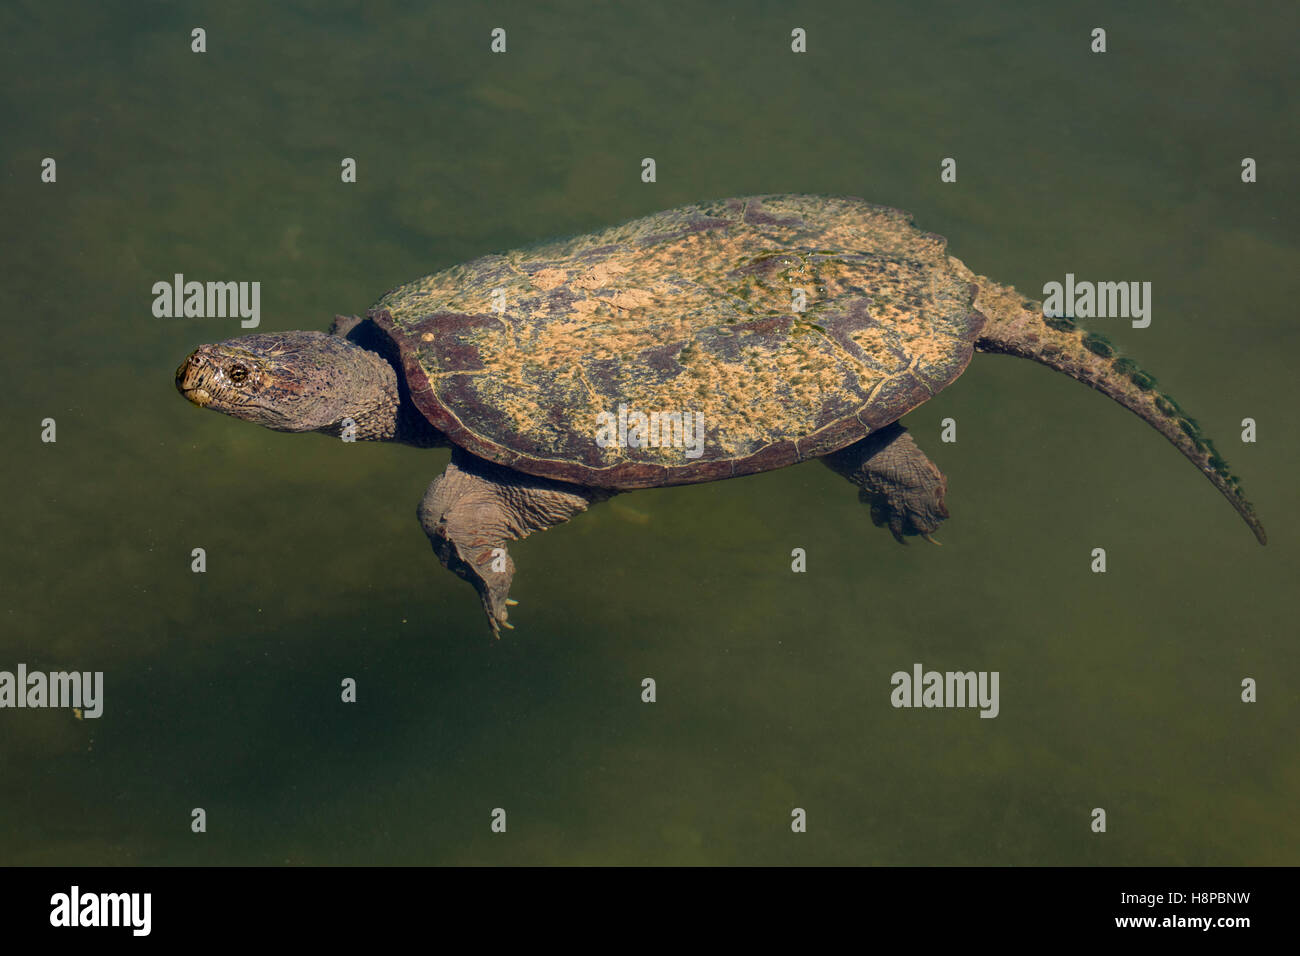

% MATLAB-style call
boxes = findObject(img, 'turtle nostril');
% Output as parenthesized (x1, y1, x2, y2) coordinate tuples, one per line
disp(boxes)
(176, 352, 205, 389)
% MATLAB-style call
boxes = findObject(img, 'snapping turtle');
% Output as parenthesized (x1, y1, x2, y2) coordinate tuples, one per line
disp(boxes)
(175, 195, 1265, 635)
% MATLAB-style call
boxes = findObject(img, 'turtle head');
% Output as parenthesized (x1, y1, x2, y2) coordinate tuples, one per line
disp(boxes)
(176, 330, 401, 437)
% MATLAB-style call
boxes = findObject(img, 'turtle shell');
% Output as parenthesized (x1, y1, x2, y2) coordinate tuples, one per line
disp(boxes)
(370, 194, 983, 489)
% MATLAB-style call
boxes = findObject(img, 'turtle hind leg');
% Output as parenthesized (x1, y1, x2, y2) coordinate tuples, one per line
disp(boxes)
(822, 423, 949, 543)
(418, 448, 612, 637)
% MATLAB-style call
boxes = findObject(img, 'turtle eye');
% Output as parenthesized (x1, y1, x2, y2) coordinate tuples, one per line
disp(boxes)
(228, 363, 250, 386)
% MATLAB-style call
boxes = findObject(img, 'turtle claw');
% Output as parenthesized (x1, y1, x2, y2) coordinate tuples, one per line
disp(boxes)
(486, 607, 512, 640)
(864, 485, 948, 545)
(493, 598, 518, 635)
(484, 598, 514, 638)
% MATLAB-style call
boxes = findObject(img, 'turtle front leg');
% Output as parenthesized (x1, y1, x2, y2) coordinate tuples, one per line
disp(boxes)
(418, 448, 613, 637)
(822, 423, 949, 543)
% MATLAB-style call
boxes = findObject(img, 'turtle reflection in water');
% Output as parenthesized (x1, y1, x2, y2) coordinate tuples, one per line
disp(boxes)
(176, 195, 1265, 636)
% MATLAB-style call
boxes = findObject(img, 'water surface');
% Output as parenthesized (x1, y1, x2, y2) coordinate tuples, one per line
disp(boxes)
(1, 0, 1296, 864)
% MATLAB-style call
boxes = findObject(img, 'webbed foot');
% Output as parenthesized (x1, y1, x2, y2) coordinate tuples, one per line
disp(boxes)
(419, 449, 610, 638)
(823, 423, 950, 545)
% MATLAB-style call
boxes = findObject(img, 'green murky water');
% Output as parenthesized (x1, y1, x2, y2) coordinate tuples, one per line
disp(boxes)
(2, 0, 1296, 865)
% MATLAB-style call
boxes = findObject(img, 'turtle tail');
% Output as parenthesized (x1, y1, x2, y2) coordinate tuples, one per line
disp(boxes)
(966, 272, 1265, 545)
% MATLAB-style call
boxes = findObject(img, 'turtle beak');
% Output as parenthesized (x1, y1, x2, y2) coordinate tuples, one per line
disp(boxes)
(176, 350, 214, 407)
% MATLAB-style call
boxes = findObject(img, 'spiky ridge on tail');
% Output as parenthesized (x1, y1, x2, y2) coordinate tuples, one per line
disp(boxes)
(957, 262, 1265, 544)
